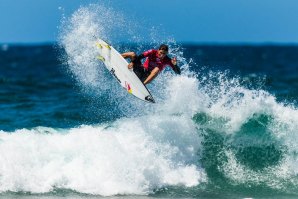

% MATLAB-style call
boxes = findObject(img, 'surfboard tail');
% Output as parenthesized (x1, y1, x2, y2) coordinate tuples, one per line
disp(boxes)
(145, 95, 155, 103)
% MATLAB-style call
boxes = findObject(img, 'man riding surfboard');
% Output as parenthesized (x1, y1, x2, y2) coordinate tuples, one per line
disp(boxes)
(122, 44, 181, 85)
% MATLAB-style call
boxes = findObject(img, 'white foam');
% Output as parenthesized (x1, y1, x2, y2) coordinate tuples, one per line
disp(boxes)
(0, 115, 206, 195)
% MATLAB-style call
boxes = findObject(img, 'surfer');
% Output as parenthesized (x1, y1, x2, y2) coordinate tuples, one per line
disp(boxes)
(121, 44, 181, 85)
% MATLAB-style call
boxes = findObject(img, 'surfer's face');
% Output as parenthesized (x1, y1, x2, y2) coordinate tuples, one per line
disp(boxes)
(157, 50, 167, 59)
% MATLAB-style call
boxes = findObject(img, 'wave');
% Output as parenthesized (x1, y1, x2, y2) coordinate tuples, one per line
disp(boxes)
(1, 69, 298, 196)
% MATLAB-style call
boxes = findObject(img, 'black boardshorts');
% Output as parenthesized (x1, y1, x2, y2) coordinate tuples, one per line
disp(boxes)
(133, 65, 150, 83)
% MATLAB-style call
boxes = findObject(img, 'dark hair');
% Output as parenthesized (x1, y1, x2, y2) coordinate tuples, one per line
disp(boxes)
(159, 44, 168, 52)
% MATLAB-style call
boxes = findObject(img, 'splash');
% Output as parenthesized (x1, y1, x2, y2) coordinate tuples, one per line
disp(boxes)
(59, 4, 129, 93)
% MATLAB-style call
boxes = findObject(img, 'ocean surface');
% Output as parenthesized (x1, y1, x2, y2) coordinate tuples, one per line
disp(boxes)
(1, 4, 298, 199)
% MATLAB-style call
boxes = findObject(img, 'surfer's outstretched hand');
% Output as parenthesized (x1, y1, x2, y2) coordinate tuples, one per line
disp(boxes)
(171, 57, 181, 75)
(171, 57, 177, 66)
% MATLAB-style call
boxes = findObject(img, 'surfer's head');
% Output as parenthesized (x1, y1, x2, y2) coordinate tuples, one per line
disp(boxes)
(158, 44, 169, 59)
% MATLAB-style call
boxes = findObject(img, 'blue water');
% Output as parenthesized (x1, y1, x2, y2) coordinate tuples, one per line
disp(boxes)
(1, 4, 298, 199)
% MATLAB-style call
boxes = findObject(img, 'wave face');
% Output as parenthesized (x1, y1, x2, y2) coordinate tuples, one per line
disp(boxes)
(0, 3, 298, 198)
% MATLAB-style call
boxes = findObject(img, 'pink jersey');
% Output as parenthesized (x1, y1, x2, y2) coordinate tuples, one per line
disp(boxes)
(142, 49, 175, 71)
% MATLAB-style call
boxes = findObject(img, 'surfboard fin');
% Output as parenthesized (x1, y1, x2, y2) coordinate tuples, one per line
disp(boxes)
(97, 55, 105, 62)
(105, 44, 111, 50)
(96, 42, 103, 49)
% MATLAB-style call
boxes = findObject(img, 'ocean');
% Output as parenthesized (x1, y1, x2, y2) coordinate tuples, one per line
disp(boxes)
(1, 4, 298, 199)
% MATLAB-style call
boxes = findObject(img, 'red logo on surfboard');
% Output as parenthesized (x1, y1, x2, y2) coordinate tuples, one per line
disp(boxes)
(125, 81, 132, 94)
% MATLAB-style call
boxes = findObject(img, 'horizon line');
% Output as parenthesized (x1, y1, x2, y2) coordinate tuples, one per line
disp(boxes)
(1, 41, 298, 46)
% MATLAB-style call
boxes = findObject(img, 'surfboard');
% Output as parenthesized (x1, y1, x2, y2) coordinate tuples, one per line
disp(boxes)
(94, 38, 155, 103)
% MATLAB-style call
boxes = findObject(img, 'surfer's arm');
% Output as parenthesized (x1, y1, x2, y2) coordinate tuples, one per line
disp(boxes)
(143, 67, 159, 85)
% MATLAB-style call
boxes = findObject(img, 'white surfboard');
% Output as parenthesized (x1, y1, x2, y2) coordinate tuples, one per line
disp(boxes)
(95, 38, 155, 103)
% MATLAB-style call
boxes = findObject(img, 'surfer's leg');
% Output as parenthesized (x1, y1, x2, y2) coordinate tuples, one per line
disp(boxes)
(133, 65, 146, 80)
(130, 52, 137, 60)
(142, 71, 151, 82)
(121, 52, 136, 60)
(121, 52, 137, 69)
